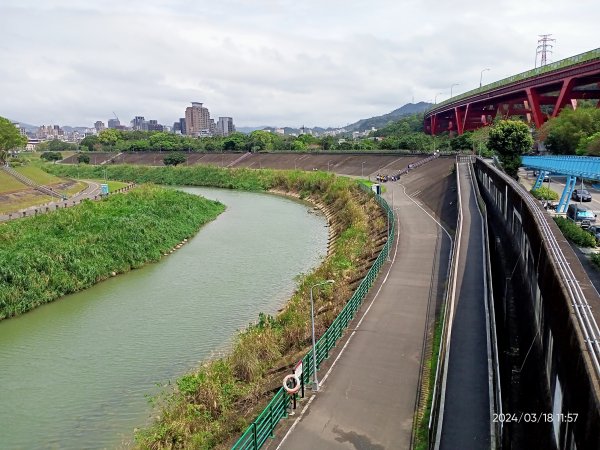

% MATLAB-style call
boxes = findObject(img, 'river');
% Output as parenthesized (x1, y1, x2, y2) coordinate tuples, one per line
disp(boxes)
(0, 187, 328, 449)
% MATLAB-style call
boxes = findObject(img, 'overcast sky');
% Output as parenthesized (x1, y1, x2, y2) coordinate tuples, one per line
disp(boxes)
(1, 1, 598, 128)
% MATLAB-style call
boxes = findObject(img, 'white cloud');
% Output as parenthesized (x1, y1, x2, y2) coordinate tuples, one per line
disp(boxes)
(0, 0, 598, 127)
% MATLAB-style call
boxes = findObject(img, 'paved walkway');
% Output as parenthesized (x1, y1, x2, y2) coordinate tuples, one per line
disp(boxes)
(270, 176, 451, 449)
(437, 162, 491, 449)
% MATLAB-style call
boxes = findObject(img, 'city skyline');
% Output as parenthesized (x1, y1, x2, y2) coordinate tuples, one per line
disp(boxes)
(1, 1, 599, 128)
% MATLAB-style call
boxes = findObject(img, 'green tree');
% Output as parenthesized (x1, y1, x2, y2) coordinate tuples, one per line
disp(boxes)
(487, 120, 533, 178)
(248, 130, 275, 152)
(0, 116, 27, 164)
(471, 126, 492, 156)
(223, 132, 247, 151)
(290, 139, 307, 151)
(41, 151, 63, 162)
(540, 106, 600, 154)
(98, 129, 121, 147)
(579, 131, 600, 156)
(79, 135, 99, 151)
(149, 132, 178, 151)
(45, 139, 76, 152)
(320, 136, 335, 150)
(77, 153, 90, 164)
(163, 153, 186, 166)
(450, 131, 473, 151)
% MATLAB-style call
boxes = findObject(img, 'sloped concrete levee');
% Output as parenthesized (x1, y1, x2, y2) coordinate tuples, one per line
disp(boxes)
(475, 159, 600, 450)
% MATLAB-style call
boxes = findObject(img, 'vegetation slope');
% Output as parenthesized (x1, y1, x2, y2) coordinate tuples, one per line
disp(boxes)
(0, 185, 224, 320)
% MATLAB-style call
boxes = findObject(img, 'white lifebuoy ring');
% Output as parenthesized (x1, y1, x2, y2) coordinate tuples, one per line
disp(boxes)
(282, 374, 301, 394)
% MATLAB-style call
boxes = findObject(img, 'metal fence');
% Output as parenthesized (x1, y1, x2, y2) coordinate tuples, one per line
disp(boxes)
(232, 187, 395, 450)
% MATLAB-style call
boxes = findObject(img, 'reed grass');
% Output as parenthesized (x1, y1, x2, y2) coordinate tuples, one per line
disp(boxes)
(0, 185, 224, 320)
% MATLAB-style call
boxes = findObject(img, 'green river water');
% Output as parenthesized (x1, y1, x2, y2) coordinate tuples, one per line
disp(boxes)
(0, 187, 328, 449)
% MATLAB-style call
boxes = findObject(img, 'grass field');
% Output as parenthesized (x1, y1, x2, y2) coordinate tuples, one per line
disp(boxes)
(0, 171, 28, 193)
(0, 193, 55, 214)
(14, 166, 63, 186)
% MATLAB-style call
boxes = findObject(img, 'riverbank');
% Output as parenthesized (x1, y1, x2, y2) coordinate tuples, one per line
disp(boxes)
(0, 185, 225, 320)
(42, 164, 386, 449)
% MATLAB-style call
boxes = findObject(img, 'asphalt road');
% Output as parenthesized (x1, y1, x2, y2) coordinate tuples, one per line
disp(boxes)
(522, 170, 600, 212)
(270, 167, 451, 450)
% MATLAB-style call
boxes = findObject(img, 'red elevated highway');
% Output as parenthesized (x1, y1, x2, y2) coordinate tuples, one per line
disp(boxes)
(425, 48, 600, 135)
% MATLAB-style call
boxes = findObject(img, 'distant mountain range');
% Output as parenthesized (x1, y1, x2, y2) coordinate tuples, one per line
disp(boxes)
(238, 102, 433, 135)
(342, 102, 432, 132)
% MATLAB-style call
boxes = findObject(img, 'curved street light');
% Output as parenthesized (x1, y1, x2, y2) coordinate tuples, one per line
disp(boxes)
(434, 92, 443, 104)
(310, 279, 335, 392)
(450, 83, 459, 98)
(480, 68, 490, 88)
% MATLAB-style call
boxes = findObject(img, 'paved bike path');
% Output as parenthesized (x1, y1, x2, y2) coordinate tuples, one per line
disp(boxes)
(272, 180, 450, 450)
(437, 162, 491, 449)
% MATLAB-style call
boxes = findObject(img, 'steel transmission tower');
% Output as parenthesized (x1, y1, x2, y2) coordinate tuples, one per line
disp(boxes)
(535, 34, 556, 68)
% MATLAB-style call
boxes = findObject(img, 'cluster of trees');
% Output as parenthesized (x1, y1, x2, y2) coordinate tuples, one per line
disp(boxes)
(540, 104, 600, 155)
(36, 139, 78, 153)
(76, 116, 453, 153)
(40, 151, 63, 162)
(79, 129, 345, 153)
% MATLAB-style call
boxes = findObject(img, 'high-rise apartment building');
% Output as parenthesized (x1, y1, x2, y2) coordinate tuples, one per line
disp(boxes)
(217, 117, 235, 137)
(94, 121, 105, 132)
(107, 118, 120, 129)
(185, 102, 211, 136)
(147, 119, 163, 132)
(131, 116, 146, 131)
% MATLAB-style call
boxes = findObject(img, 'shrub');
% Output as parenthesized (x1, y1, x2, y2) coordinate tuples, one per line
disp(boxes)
(591, 252, 600, 269)
(554, 216, 597, 247)
(531, 186, 559, 201)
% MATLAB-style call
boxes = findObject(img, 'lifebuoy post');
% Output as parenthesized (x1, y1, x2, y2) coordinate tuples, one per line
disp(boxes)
(282, 373, 301, 410)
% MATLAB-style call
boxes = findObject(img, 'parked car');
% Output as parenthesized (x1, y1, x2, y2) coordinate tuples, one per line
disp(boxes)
(533, 170, 550, 182)
(587, 225, 600, 245)
(566, 204, 597, 228)
(571, 189, 592, 202)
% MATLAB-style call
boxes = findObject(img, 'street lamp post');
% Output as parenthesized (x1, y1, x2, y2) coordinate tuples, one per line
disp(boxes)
(480, 68, 490, 88)
(434, 92, 443, 104)
(310, 280, 334, 392)
(450, 83, 459, 98)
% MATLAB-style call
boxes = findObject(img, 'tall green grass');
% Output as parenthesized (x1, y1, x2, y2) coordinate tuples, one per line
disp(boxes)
(0, 185, 224, 319)
(44, 163, 382, 449)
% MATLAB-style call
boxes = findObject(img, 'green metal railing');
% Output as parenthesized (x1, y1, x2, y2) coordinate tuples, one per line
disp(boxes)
(429, 47, 600, 113)
(232, 187, 395, 450)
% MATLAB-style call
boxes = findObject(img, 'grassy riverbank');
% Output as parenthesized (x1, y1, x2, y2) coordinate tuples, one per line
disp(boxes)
(0, 185, 224, 320)
(44, 163, 385, 449)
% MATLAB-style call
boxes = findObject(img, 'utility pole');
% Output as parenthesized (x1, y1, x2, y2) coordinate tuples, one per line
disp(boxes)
(535, 34, 555, 68)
